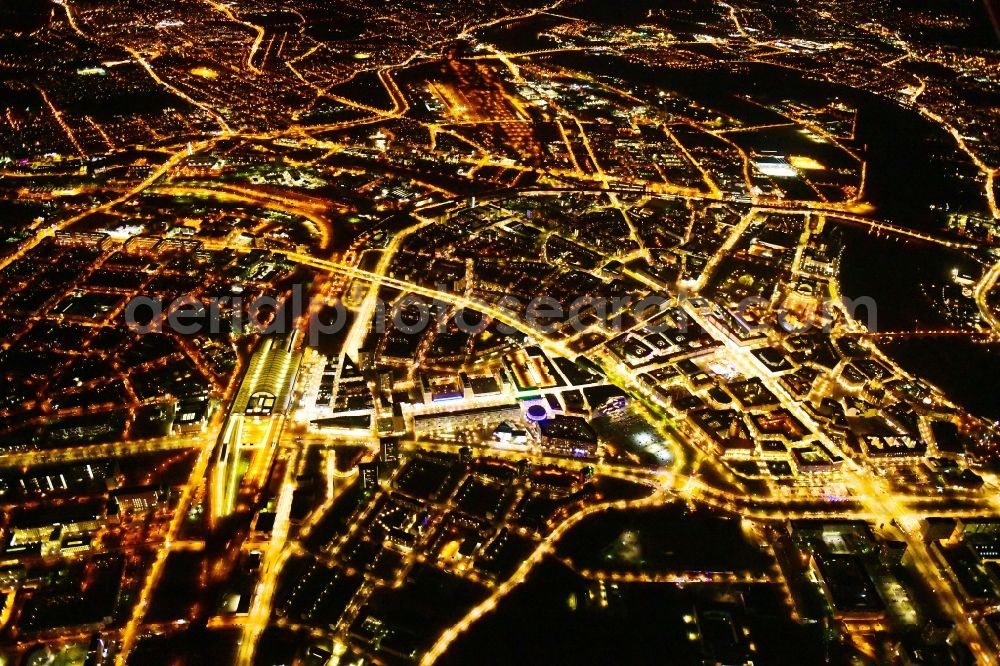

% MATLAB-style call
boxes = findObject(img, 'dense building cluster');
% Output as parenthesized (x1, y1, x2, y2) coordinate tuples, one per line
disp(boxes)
(0, 0, 999, 664)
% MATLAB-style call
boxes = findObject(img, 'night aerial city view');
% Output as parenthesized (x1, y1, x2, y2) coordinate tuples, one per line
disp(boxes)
(2, 0, 1000, 664)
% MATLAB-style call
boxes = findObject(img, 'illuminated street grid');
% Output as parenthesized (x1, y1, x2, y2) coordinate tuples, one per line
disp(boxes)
(1, 0, 1000, 664)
